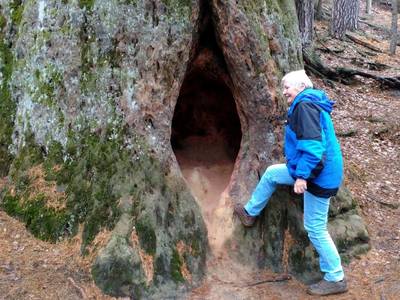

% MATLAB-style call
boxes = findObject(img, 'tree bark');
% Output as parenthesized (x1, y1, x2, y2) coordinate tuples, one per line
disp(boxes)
(348, 0, 360, 30)
(315, 0, 324, 20)
(331, 0, 359, 39)
(296, 0, 315, 48)
(366, 0, 372, 14)
(390, 0, 398, 55)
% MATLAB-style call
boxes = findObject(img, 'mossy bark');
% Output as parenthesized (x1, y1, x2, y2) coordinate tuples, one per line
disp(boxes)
(0, 4, 18, 176)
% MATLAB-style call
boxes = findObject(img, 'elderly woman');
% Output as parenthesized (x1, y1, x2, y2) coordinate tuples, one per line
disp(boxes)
(234, 70, 347, 296)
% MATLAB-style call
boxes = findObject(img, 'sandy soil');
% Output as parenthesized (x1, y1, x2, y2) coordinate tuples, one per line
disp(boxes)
(1, 2, 399, 300)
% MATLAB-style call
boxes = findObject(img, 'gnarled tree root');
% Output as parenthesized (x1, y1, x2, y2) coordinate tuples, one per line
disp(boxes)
(303, 48, 400, 89)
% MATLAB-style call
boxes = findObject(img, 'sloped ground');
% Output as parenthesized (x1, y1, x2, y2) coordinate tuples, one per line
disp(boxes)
(1, 3, 399, 300)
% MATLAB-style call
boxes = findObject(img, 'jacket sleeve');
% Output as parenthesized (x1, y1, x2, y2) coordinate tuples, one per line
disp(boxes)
(292, 102, 326, 180)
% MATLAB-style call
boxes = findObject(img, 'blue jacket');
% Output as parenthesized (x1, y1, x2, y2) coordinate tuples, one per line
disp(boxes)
(285, 88, 343, 198)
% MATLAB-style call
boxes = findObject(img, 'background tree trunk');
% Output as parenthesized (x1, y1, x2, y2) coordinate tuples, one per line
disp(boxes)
(366, 0, 373, 14)
(331, 0, 359, 39)
(331, 0, 349, 39)
(296, 0, 315, 49)
(348, 0, 360, 30)
(390, 0, 398, 54)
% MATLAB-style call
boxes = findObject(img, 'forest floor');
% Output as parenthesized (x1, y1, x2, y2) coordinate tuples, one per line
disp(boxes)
(1, 2, 400, 300)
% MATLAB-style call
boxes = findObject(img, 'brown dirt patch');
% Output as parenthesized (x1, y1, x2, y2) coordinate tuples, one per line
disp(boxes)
(25, 164, 66, 211)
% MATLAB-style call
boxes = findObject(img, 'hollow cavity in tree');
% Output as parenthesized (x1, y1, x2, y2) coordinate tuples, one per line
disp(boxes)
(171, 10, 242, 252)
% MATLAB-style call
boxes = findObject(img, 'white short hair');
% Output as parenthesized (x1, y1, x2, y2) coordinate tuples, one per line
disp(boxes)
(282, 70, 313, 89)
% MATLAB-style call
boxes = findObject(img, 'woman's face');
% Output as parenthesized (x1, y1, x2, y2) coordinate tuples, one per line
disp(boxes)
(282, 81, 305, 104)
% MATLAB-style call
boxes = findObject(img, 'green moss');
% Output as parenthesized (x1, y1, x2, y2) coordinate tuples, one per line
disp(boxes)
(9, 134, 43, 181)
(1, 132, 74, 242)
(0, 14, 6, 30)
(170, 248, 184, 282)
(240, 0, 279, 13)
(32, 65, 63, 107)
(0, 35, 16, 176)
(62, 126, 163, 252)
(136, 218, 157, 256)
(2, 117, 173, 271)
(189, 229, 202, 257)
(239, 0, 297, 42)
(79, 17, 96, 93)
(122, 0, 138, 6)
(161, 0, 192, 19)
(91, 235, 136, 295)
(79, 0, 95, 10)
(133, 285, 142, 299)
(62, 129, 126, 251)
(340, 255, 350, 265)
(162, 0, 191, 7)
(3, 128, 125, 246)
(154, 255, 166, 279)
(10, 0, 24, 26)
(1, 192, 71, 242)
(339, 244, 370, 266)
(98, 39, 122, 69)
(183, 210, 194, 227)
(190, 238, 200, 257)
(238, 0, 301, 70)
(43, 141, 64, 181)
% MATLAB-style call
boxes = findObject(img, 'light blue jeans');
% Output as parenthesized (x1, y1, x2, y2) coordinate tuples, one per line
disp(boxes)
(244, 164, 344, 282)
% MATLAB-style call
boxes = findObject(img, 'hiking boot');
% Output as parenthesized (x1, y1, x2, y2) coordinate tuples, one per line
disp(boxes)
(233, 203, 256, 227)
(307, 278, 348, 296)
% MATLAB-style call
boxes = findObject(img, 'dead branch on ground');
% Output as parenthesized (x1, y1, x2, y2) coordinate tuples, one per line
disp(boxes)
(304, 48, 400, 88)
(345, 32, 383, 53)
(243, 274, 292, 287)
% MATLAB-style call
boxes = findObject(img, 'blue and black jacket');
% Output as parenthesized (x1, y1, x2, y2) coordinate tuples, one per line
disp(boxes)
(285, 88, 343, 198)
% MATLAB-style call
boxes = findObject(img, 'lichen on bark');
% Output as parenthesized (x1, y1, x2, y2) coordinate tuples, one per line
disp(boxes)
(0, 37, 15, 176)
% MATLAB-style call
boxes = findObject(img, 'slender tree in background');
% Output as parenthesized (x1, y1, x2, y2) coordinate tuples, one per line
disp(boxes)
(296, 0, 315, 48)
(389, 0, 398, 55)
(331, 0, 348, 39)
(331, 0, 360, 39)
(366, 0, 372, 14)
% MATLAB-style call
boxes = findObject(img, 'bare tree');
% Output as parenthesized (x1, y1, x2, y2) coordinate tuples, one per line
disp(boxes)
(390, 0, 398, 55)
(366, 0, 372, 14)
(331, 0, 360, 39)
(296, 0, 315, 48)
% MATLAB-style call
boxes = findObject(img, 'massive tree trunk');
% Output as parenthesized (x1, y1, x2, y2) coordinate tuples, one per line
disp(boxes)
(0, 0, 369, 298)
(331, 0, 359, 39)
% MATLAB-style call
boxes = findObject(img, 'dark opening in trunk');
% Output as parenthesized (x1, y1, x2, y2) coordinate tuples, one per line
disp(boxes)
(171, 72, 241, 165)
(171, 6, 242, 232)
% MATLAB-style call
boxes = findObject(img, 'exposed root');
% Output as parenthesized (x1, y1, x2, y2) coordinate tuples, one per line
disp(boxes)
(67, 277, 88, 299)
(304, 48, 400, 88)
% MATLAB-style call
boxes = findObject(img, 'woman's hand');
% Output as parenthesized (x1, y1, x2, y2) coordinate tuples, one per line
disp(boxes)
(294, 178, 307, 194)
